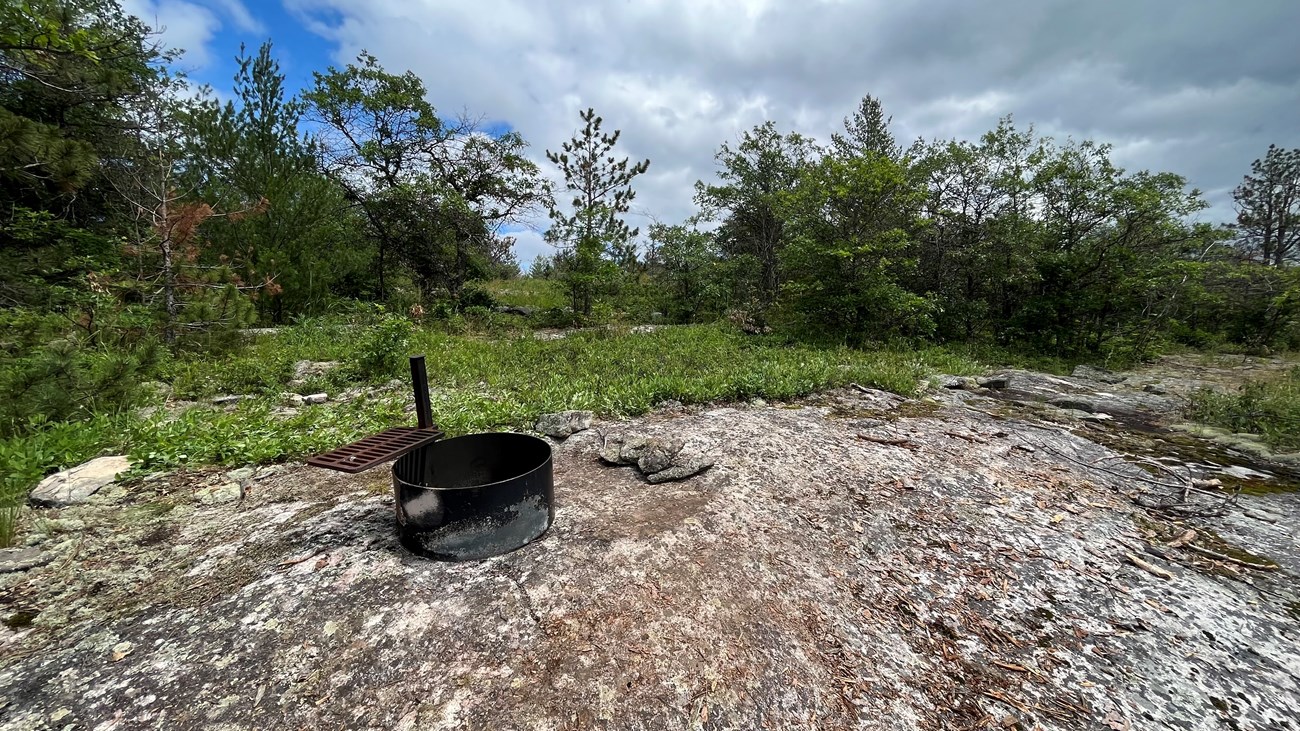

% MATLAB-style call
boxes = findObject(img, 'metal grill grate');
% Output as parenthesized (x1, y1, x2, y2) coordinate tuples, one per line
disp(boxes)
(307, 427, 445, 473)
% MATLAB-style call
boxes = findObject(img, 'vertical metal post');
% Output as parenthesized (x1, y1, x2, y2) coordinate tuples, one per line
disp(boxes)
(410, 355, 434, 430)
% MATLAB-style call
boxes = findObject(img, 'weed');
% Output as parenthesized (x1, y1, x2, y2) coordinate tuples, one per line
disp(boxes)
(1188, 366, 1300, 451)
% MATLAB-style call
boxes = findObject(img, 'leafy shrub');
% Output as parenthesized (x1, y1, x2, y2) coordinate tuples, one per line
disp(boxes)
(1188, 366, 1300, 451)
(346, 310, 413, 380)
(0, 337, 162, 436)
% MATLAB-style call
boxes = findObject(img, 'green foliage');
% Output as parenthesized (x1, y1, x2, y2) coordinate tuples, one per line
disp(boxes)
(181, 42, 363, 323)
(0, 336, 161, 435)
(1231, 144, 1299, 267)
(695, 121, 819, 316)
(780, 151, 934, 340)
(1189, 366, 1300, 451)
(303, 52, 548, 304)
(545, 107, 650, 316)
(346, 310, 414, 379)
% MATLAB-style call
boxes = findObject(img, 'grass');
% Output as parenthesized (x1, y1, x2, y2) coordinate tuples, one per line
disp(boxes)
(0, 320, 983, 545)
(481, 278, 569, 311)
(1188, 365, 1300, 452)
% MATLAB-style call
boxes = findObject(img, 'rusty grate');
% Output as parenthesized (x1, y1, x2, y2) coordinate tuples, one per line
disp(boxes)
(307, 427, 444, 473)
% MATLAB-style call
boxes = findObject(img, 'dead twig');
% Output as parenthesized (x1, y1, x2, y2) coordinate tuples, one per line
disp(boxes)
(1185, 544, 1279, 571)
(856, 434, 919, 450)
(1124, 552, 1175, 580)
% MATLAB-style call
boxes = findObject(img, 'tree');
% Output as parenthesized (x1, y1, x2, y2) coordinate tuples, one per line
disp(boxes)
(782, 151, 932, 339)
(110, 72, 260, 344)
(831, 94, 900, 161)
(694, 122, 818, 315)
(303, 52, 547, 303)
(0, 0, 163, 219)
(181, 42, 359, 321)
(646, 221, 723, 322)
(544, 107, 649, 316)
(1232, 145, 1300, 267)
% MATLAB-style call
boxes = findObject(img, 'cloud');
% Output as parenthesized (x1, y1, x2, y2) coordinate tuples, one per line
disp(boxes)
(122, 0, 263, 71)
(285, 0, 1299, 266)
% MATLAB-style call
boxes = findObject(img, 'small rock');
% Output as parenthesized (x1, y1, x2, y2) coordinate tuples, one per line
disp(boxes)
(211, 395, 248, 406)
(29, 456, 131, 507)
(1048, 397, 1096, 413)
(0, 547, 53, 574)
(303, 393, 328, 405)
(978, 375, 1010, 389)
(535, 411, 594, 439)
(140, 381, 172, 398)
(226, 467, 256, 483)
(636, 438, 685, 474)
(1143, 384, 1168, 395)
(282, 393, 305, 406)
(645, 455, 715, 484)
(499, 305, 536, 317)
(749, 398, 767, 408)
(196, 483, 242, 506)
(936, 375, 967, 390)
(293, 360, 339, 380)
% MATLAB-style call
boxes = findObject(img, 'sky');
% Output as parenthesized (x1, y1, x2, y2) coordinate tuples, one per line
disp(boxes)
(121, 0, 1300, 268)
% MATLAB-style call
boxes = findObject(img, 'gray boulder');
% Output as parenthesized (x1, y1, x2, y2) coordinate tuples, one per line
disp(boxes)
(29, 455, 131, 507)
(535, 410, 594, 439)
(1071, 364, 1127, 384)
(977, 374, 1010, 389)
(497, 305, 536, 317)
(600, 433, 713, 483)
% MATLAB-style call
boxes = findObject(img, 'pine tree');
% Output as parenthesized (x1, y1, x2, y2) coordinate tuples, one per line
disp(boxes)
(1233, 145, 1300, 267)
(545, 108, 649, 315)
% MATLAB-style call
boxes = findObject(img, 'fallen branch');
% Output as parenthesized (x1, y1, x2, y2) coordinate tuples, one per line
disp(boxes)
(1125, 552, 1175, 580)
(1185, 544, 1279, 571)
(856, 434, 919, 450)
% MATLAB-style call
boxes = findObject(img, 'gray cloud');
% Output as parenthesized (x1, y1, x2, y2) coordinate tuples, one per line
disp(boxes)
(280, 0, 1299, 264)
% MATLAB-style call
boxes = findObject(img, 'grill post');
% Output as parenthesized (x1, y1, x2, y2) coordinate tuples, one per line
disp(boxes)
(410, 355, 434, 430)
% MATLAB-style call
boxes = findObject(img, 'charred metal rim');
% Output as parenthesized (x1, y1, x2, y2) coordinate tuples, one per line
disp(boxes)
(392, 432, 552, 491)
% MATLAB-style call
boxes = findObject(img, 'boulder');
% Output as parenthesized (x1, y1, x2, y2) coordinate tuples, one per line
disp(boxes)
(935, 375, 969, 390)
(977, 374, 1010, 389)
(29, 456, 131, 507)
(645, 454, 716, 484)
(535, 410, 594, 439)
(1071, 364, 1127, 384)
(497, 305, 536, 317)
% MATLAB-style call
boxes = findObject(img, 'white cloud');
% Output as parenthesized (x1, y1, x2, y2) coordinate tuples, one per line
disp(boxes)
(283, 0, 1300, 267)
(122, 0, 263, 71)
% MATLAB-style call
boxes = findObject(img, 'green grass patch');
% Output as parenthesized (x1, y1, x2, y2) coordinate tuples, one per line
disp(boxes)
(481, 278, 568, 310)
(1188, 366, 1300, 452)
(0, 321, 983, 545)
